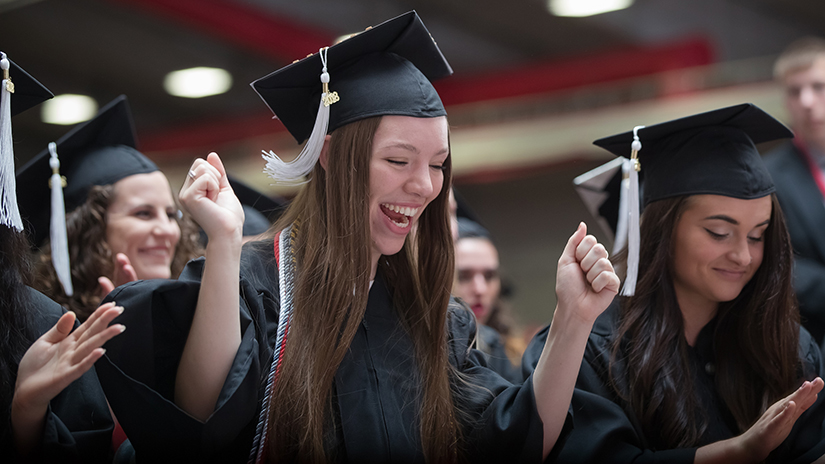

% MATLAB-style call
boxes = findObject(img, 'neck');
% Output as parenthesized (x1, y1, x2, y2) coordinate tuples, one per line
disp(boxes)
(370, 252, 380, 281)
(799, 136, 825, 156)
(675, 289, 718, 346)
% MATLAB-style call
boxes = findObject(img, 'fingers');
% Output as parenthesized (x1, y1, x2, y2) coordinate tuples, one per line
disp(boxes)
(182, 157, 223, 203)
(789, 378, 822, 413)
(73, 302, 117, 342)
(589, 267, 622, 293)
(73, 307, 125, 364)
(206, 152, 231, 190)
(66, 348, 108, 384)
(559, 223, 587, 266)
(113, 253, 137, 287)
(97, 277, 115, 300)
(40, 312, 77, 344)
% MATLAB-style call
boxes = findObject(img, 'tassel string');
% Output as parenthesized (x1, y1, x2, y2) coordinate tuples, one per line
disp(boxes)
(48, 142, 73, 297)
(0, 52, 23, 232)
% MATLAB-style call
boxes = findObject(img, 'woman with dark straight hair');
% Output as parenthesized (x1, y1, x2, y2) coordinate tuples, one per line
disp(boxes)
(94, 12, 620, 464)
(524, 104, 825, 463)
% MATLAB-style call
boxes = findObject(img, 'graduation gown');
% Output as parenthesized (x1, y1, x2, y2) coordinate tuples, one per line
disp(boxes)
(476, 325, 522, 384)
(522, 301, 825, 464)
(0, 287, 114, 464)
(95, 239, 552, 463)
(765, 142, 825, 344)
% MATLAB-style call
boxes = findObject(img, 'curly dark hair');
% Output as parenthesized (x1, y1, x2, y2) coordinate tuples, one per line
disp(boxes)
(35, 182, 203, 320)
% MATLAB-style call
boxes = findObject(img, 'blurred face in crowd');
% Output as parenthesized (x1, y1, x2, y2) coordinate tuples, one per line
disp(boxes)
(783, 55, 825, 149)
(455, 237, 501, 324)
(106, 171, 181, 279)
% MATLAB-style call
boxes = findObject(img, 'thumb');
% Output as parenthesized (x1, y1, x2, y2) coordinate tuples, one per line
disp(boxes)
(206, 152, 230, 190)
(560, 222, 587, 265)
(42, 311, 77, 343)
(98, 277, 115, 299)
(116, 253, 138, 285)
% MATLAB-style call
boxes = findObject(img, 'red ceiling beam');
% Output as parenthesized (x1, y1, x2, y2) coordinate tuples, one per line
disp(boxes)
(435, 37, 714, 106)
(140, 38, 715, 153)
(108, 0, 334, 63)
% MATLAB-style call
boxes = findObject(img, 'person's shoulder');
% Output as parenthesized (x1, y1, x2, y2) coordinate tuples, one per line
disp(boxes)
(763, 140, 800, 171)
(24, 286, 66, 331)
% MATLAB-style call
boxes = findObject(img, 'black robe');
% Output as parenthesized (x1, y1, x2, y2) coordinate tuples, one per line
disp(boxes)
(522, 301, 825, 464)
(96, 239, 555, 463)
(0, 287, 114, 464)
(476, 324, 522, 384)
(765, 142, 825, 345)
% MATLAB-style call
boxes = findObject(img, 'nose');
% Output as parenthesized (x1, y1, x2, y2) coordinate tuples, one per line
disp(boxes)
(800, 86, 816, 109)
(405, 164, 436, 198)
(154, 215, 181, 241)
(471, 272, 488, 296)
(728, 237, 752, 267)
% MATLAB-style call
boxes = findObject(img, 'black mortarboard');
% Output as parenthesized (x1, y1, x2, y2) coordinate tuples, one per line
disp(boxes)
(251, 11, 452, 184)
(228, 176, 288, 237)
(1, 53, 53, 234)
(592, 103, 792, 296)
(2, 56, 54, 117)
(16, 95, 158, 246)
(593, 103, 792, 206)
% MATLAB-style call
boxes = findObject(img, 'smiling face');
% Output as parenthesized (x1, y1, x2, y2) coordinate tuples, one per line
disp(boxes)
(368, 115, 449, 265)
(105, 171, 181, 280)
(783, 55, 825, 150)
(671, 194, 771, 314)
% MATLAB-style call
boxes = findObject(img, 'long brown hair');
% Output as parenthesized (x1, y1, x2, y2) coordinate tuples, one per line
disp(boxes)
(34, 182, 202, 320)
(264, 116, 460, 463)
(610, 194, 799, 448)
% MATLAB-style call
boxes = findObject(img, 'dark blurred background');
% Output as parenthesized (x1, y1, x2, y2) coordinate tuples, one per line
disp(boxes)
(4, 0, 823, 331)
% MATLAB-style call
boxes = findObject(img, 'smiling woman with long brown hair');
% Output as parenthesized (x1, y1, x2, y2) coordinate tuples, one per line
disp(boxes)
(524, 104, 825, 464)
(93, 12, 621, 464)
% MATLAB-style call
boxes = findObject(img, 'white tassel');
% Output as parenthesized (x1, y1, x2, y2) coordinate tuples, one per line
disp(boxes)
(612, 157, 630, 256)
(48, 142, 73, 297)
(263, 47, 339, 185)
(0, 52, 23, 232)
(620, 125, 644, 297)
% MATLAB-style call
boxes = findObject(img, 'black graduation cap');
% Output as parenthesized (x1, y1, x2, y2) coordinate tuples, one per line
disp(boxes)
(2, 56, 54, 117)
(252, 10, 452, 145)
(228, 176, 288, 237)
(592, 103, 792, 296)
(16, 95, 158, 246)
(593, 103, 792, 206)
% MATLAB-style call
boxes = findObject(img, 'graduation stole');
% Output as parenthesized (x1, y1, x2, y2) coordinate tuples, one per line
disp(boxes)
(249, 223, 297, 464)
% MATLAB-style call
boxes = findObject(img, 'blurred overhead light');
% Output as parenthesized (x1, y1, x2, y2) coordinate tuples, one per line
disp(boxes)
(41, 94, 98, 125)
(548, 0, 634, 17)
(164, 67, 232, 98)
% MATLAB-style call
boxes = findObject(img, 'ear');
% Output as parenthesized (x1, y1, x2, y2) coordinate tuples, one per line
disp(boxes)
(319, 135, 333, 171)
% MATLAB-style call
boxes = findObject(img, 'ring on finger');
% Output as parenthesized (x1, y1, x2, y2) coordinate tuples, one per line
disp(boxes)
(188, 170, 196, 180)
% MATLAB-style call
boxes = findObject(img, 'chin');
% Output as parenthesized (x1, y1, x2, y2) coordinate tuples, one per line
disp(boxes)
(138, 267, 172, 280)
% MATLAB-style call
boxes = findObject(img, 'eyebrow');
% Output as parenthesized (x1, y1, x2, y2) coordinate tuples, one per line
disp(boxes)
(379, 143, 449, 156)
(704, 215, 770, 227)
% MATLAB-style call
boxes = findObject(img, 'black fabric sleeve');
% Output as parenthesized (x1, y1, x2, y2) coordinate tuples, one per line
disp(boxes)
(521, 322, 696, 464)
(793, 257, 825, 343)
(96, 250, 279, 464)
(448, 302, 569, 463)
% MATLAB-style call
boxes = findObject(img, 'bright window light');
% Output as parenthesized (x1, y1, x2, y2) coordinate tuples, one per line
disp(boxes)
(548, 0, 634, 17)
(164, 67, 233, 98)
(41, 94, 98, 125)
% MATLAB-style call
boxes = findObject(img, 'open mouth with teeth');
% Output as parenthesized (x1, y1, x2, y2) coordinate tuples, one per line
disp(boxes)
(380, 203, 419, 229)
